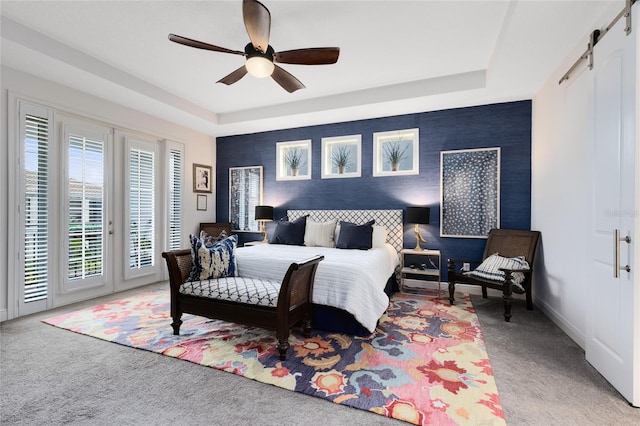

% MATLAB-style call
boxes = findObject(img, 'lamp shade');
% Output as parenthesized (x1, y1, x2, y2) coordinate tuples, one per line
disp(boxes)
(406, 206, 430, 224)
(255, 205, 274, 221)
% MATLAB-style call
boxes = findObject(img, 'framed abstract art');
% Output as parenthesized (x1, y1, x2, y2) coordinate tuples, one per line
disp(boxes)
(229, 166, 263, 232)
(440, 147, 501, 238)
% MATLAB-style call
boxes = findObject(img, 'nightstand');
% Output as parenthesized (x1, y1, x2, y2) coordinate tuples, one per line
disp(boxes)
(244, 241, 267, 247)
(400, 248, 441, 296)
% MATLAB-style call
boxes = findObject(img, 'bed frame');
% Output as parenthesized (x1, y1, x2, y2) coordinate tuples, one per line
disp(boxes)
(287, 209, 402, 335)
(179, 211, 403, 337)
(287, 209, 404, 255)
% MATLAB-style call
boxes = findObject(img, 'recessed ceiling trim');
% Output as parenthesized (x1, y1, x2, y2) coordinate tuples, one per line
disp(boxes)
(218, 70, 486, 125)
(0, 15, 217, 124)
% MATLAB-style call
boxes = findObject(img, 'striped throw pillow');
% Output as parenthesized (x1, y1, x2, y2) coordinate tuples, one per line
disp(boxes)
(467, 253, 530, 293)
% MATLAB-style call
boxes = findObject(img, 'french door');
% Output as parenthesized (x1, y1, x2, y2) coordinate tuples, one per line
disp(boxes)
(61, 121, 113, 294)
(12, 99, 173, 318)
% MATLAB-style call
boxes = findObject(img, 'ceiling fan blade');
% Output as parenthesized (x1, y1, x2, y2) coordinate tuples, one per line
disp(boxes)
(217, 66, 248, 85)
(271, 65, 305, 93)
(168, 34, 245, 56)
(274, 48, 340, 65)
(243, 0, 271, 53)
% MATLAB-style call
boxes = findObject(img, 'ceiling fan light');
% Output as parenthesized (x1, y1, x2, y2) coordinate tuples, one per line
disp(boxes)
(246, 56, 274, 78)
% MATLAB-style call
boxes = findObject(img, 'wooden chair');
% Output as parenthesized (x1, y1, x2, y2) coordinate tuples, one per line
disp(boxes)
(447, 229, 541, 322)
(199, 222, 232, 238)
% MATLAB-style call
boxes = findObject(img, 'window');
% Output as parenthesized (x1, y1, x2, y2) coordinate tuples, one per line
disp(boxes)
(168, 148, 183, 250)
(67, 134, 105, 280)
(21, 105, 53, 306)
(61, 122, 110, 293)
(129, 146, 155, 270)
(125, 138, 158, 278)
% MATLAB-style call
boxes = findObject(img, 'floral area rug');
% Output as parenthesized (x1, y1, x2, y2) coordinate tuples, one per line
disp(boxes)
(43, 290, 505, 425)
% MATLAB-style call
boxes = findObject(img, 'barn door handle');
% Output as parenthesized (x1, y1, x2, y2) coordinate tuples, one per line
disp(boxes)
(614, 229, 631, 278)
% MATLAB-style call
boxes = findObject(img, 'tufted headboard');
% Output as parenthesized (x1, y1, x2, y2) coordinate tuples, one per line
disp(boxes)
(287, 209, 403, 255)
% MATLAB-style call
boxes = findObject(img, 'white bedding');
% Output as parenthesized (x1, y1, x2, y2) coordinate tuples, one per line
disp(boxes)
(235, 243, 399, 333)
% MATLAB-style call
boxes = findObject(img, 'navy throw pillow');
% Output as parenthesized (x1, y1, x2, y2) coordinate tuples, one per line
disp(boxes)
(270, 216, 307, 245)
(336, 220, 374, 250)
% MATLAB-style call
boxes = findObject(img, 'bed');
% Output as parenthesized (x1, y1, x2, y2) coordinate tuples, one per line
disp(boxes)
(235, 209, 402, 335)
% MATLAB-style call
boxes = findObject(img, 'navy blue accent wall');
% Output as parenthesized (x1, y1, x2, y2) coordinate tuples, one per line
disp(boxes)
(217, 100, 532, 271)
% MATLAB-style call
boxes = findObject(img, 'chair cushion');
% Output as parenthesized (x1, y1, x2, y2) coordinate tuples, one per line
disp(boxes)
(189, 234, 238, 281)
(179, 277, 281, 307)
(466, 253, 530, 293)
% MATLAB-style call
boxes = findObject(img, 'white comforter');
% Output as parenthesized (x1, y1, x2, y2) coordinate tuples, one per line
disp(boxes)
(235, 243, 399, 333)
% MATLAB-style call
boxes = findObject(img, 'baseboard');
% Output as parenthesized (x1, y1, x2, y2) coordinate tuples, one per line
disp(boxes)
(403, 280, 535, 300)
(1, 308, 7, 322)
(535, 297, 585, 349)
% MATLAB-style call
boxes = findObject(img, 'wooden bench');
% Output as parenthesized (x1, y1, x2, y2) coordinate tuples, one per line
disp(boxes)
(162, 249, 323, 360)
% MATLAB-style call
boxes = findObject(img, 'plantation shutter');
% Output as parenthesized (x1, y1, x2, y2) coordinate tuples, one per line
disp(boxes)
(128, 144, 155, 271)
(168, 148, 182, 250)
(23, 111, 52, 303)
(67, 134, 105, 281)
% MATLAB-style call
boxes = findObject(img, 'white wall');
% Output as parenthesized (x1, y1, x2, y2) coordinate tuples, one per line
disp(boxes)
(532, 55, 592, 346)
(0, 65, 217, 321)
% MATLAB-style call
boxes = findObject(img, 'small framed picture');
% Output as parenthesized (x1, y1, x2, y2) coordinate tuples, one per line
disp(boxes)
(196, 194, 207, 211)
(373, 128, 419, 177)
(193, 164, 212, 193)
(276, 140, 311, 181)
(321, 134, 362, 179)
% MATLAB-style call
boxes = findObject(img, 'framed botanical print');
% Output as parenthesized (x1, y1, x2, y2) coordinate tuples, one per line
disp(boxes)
(193, 163, 213, 193)
(321, 134, 362, 179)
(229, 166, 263, 232)
(440, 147, 501, 238)
(276, 140, 311, 181)
(373, 128, 419, 176)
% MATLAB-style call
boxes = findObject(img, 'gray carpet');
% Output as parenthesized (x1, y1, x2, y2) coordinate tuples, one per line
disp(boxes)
(1, 284, 638, 425)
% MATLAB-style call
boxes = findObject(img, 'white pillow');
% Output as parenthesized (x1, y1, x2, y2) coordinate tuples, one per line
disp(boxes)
(304, 219, 337, 247)
(372, 225, 388, 248)
(467, 253, 530, 292)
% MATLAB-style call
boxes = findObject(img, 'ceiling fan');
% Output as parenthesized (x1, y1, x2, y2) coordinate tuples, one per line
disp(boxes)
(168, 0, 340, 93)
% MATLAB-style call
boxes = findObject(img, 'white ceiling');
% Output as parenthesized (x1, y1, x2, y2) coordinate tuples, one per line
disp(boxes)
(0, 0, 623, 136)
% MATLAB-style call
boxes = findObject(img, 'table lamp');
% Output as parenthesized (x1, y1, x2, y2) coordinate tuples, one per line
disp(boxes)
(255, 205, 274, 243)
(406, 206, 430, 251)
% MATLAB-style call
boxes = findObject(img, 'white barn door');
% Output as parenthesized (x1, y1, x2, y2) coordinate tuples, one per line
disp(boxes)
(587, 6, 638, 406)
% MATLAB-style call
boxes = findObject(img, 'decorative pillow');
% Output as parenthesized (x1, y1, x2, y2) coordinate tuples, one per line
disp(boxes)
(372, 225, 388, 248)
(199, 229, 228, 248)
(336, 220, 375, 250)
(304, 219, 337, 247)
(265, 221, 277, 241)
(269, 216, 307, 245)
(467, 253, 530, 293)
(189, 234, 238, 281)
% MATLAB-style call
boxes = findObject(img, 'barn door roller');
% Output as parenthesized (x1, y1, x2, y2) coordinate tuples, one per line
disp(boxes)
(559, 0, 636, 85)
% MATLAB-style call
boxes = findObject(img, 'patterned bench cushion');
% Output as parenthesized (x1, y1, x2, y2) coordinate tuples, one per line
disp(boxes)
(180, 277, 281, 307)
